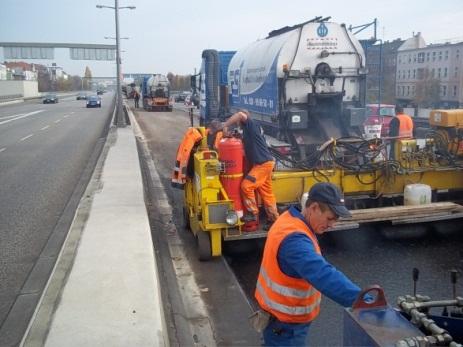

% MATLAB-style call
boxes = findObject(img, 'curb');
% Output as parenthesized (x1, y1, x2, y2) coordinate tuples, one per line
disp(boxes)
(130, 110, 217, 347)
(20, 127, 116, 347)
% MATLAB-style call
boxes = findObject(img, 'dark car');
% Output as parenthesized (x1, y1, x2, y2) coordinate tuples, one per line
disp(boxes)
(96, 90, 104, 95)
(86, 95, 102, 108)
(175, 93, 189, 102)
(43, 93, 58, 104)
(76, 92, 87, 100)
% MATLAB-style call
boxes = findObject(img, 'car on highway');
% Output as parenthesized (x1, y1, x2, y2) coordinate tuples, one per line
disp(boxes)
(96, 90, 104, 95)
(175, 92, 190, 102)
(86, 95, 102, 108)
(76, 92, 87, 100)
(42, 93, 59, 104)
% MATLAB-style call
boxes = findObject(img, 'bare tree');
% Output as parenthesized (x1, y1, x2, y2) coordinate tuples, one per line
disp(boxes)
(37, 70, 51, 92)
(83, 66, 92, 90)
(167, 72, 192, 91)
(414, 68, 440, 107)
(56, 76, 73, 91)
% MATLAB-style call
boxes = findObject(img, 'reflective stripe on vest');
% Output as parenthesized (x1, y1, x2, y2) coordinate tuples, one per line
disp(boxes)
(397, 113, 413, 138)
(259, 267, 318, 298)
(255, 281, 321, 316)
(255, 211, 322, 323)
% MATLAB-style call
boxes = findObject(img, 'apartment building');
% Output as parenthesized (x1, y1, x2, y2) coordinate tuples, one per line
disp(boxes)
(396, 33, 463, 108)
(365, 39, 404, 104)
(0, 64, 7, 80)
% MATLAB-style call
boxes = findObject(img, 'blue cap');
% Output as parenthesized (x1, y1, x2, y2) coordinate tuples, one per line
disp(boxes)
(308, 182, 351, 218)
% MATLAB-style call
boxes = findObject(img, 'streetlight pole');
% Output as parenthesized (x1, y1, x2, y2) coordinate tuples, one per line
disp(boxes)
(114, 0, 124, 126)
(97, 1, 135, 127)
(377, 39, 383, 116)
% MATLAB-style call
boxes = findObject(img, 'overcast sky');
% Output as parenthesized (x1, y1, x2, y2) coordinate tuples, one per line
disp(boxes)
(1, 0, 462, 77)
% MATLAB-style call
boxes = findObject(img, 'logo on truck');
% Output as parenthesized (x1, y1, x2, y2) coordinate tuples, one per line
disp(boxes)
(317, 23, 328, 37)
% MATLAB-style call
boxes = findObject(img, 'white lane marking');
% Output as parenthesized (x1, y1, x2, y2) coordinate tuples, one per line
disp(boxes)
(63, 115, 69, 118)
(54, 119, 62, 123)
(20, 134, 34, 142)
(0, 113, 24, 121)
(0, 110, 44, 126)
(0, 147, 6, 153)
(41, 125, 50, 130)
(70, 112, 75, 114)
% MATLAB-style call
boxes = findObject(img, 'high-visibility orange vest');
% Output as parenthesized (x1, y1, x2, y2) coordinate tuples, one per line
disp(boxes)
(171, 128, 203, 189)
(255, 211, 322, 323)
(397, 113, 413, 138)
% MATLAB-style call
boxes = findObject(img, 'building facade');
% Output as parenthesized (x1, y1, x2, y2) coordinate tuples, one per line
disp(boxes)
(4, 62, 38, 81)
(0, 64, 7, 80)
(365, 39, 404, 105)
(396, 34, 463, 108)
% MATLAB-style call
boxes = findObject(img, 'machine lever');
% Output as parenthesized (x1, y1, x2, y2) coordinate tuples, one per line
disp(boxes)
(413, 268, 419, 297)
(450, 269, 458, 299)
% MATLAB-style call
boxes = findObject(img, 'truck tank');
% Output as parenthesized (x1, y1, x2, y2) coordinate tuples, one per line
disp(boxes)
(227, 17, 367, 158)
(142, 74, 172, 111)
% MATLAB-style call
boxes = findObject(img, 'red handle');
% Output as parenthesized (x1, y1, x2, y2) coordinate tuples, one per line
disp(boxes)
(352, 285, 388, 310)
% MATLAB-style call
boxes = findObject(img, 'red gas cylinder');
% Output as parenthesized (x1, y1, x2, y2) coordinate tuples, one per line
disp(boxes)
(218, 137, 244, 218)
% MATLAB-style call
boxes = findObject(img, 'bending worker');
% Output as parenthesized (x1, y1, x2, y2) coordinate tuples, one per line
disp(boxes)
(221, 110, 279, 226)
(255, 182, 365, 346)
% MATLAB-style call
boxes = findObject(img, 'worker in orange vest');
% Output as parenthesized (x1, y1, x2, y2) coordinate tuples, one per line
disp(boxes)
(389, 105, 414, 138)
(171, 123, 223, 189)
(253, 182, 366, 346)
(221, 110, 279, 227)
(388, 105, 414, 159)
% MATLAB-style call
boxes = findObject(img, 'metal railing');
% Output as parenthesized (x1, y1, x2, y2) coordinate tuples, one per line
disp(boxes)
(0, 94, 23, 100)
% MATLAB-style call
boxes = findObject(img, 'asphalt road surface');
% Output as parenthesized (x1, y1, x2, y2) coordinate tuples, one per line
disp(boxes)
(135, 104, 463, 346)
(0, 93, 112, 345)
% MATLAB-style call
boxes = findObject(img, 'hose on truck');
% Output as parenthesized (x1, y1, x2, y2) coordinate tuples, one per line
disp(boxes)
(269, 134, 463, 186)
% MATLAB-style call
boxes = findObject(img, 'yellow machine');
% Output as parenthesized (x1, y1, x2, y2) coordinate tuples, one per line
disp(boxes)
(429, 109, 463, 156)
(181, 125, 463, 261)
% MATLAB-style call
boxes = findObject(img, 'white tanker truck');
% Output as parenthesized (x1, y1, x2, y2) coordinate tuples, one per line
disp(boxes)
(142, 74, 172, 112)
(199, 17, 368, 158)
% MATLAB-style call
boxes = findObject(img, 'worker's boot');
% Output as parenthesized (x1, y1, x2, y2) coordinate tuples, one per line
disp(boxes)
(241, 213, 257, 223)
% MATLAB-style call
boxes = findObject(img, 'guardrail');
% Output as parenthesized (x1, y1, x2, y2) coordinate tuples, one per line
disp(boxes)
(0, 94, 23, 100)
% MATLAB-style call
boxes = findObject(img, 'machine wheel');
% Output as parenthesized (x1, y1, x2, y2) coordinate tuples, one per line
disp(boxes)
(197, 231, 212, 261)
(182, 206, 190, 230)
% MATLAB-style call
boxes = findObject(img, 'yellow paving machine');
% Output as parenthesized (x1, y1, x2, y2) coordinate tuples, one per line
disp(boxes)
(174, 110, 463, 260)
